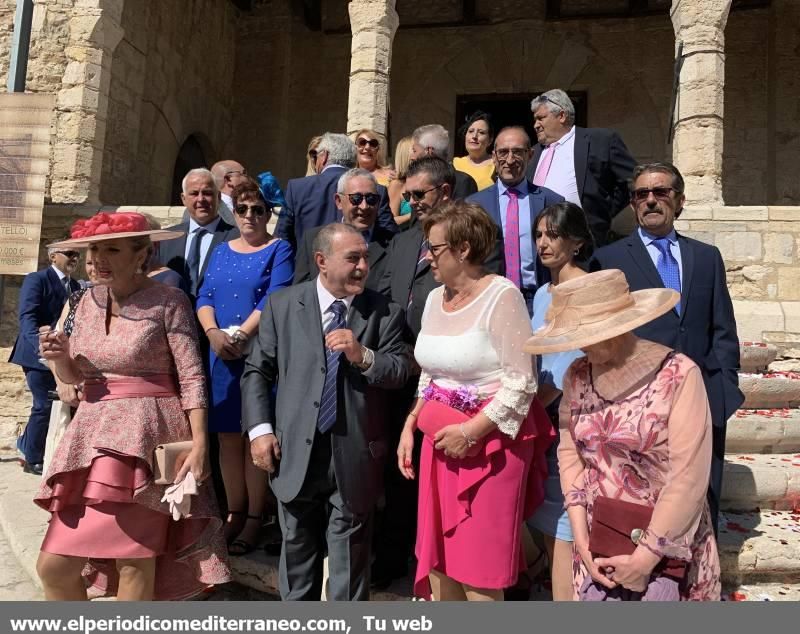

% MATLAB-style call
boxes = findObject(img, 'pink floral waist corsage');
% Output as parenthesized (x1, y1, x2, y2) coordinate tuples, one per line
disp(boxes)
(421, 383, 487, 417)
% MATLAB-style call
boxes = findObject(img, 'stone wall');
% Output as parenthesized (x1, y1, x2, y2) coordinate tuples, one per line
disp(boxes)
(676, 205, 800, 371)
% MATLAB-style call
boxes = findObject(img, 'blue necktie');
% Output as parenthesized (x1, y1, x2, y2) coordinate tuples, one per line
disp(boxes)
(317, 300, 347, 434)
(653, 237, 681, 315)
(187, 228, 207, 296)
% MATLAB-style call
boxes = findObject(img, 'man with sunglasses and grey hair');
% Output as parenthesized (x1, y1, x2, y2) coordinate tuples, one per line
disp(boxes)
(9, 246, 81, 475)
(526, 88, 636, 246)
(590, 161, 743, 533)
(294, 168, 395, 290)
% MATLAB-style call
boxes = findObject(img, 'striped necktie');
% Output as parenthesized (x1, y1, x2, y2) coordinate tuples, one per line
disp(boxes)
(317, 300, 347, 434)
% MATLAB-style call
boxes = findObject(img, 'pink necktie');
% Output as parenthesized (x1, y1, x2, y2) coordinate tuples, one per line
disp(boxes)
(504, 188, 521, 288)
(533, 144, 556, 186)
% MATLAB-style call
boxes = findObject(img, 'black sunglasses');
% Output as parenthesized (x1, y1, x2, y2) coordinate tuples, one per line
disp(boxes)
(234, 203, 269, 217)
(56, 250, 80, 259)
(308, 150, 318, 162)
(346, 192, 381, 207)
(631, 187, 680, 204)
(357, 138, 380, 149)
(402, 185, 442, 202)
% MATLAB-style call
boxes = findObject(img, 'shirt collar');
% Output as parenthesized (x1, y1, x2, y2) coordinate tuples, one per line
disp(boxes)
(188, 216, 221, 235)
(548, 125, 576, 149)
(638, 226, 678, 245)
(497, 178, 529, 197)
(316, 276, 354, 315)
(50, 264, 67, 281)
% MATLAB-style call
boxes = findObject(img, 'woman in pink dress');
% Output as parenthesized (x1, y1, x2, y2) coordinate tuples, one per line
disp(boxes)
(524, 269, 721, 601)
(36, 212, 231, 601)
(397, 201, 554, 601)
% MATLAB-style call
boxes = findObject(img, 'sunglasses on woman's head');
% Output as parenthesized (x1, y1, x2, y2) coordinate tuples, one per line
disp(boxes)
(357, 138, 379, 149)
(234, 204, 269, 217)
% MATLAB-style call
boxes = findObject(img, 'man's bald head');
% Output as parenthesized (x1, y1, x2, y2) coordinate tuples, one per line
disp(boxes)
(211, 160, 247, 196)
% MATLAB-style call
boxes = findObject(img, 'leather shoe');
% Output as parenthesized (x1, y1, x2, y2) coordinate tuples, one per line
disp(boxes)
(23, 462, 43, 476)
(370, 558, 408, 590)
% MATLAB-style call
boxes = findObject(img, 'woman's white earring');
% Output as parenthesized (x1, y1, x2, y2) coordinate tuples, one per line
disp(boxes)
(574, 249, 580, 256)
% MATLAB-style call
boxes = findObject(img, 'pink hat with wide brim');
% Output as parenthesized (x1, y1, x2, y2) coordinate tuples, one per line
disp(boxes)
(523, 269, 679, 355)
(48, 211, 184, 248)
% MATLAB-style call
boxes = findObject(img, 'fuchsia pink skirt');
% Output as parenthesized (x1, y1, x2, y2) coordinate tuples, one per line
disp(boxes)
(413, 384, 555, 598)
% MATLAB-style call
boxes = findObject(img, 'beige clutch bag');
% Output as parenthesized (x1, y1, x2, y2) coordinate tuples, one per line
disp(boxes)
(153, 441, 194, 485)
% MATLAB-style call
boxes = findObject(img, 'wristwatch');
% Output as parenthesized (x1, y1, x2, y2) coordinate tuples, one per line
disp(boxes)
(354, 346, 375, 371)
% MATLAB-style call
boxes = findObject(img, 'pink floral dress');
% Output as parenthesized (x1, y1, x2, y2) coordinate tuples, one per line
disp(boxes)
(35, 284, 230, 600)
(558, 351, 721, 601)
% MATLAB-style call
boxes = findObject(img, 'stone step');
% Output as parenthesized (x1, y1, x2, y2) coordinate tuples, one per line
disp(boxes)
(722, 453, 800, 511)
(739, 373, 800, 409)
(723, 582, 800, 601)
(727, 409, 800, 453)
(719, 510, 800, 584)
(739, 343, 778, 373)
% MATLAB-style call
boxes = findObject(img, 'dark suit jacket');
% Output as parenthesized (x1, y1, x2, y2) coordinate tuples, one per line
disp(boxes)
(467, 182, 565, 292)
(241, 282, 412, 515)
(453, 170, 478, 200)
(293, 224, 395, 291)
(378, 217, 504, 339)
(591, 231, 744, 427)
(275, 165, 397, 251)
(525, 127, 636, 246)
(9, 267, 80, 370)
(158, 217, 240, 301)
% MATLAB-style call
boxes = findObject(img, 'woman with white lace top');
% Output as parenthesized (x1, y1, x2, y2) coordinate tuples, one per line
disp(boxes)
(397, 201, 555, 601)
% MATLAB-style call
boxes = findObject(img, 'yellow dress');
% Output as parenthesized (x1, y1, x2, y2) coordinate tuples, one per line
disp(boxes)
(453, 156, 495, 191)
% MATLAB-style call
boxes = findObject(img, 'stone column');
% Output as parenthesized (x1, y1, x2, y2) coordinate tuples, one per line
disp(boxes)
(670, 0, 732, 205)
(50, 0, 125, 205)
(346, 0, 399, 136)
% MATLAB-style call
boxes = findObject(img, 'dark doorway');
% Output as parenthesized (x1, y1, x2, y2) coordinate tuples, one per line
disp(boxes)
(171, 134, 211, 205)
(454, 92, 588, 155)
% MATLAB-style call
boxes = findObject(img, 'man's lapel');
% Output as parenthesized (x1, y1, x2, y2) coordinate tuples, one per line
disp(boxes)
(349, 292, 371, 342)
(625, 231, 664, 290)
(677, 233, 695, 322)
(46, 267, 67, 303)
(574, 127, 589, 200)
(297, 282, 326, 362)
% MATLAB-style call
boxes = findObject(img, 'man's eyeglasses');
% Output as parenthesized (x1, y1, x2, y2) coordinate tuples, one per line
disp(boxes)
(234, 203, 269, 217)
(428, 242, 450, 258)
(494, 147, 529, 161)
(56, 250, 80, 259)
(346, 192, 381, 207)
(631, 187, 680, 204)
(357, 138, 380, 149)
(402, 185, 442, 202)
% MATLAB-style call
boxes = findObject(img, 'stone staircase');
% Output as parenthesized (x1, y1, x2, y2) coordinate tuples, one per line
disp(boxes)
(719, 343, 800, 601)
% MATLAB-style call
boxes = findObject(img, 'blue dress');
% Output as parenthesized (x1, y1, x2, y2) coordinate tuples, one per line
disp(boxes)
(527, 282, 584, 541)
(196, 240, 294, 433)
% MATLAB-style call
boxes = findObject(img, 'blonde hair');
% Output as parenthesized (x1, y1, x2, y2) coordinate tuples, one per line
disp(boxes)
(351, 128, 389, 168)
(393, 136, 413, 178)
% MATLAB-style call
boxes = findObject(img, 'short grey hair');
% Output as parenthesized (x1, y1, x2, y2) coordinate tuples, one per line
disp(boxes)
(312, 223, 364, 258)
(412, 124, 450, 160)
(317, 133, 357, 168)
(181, 168, 217, 194)
(530, 89, 576, 126)
(337, 168, 377, 194)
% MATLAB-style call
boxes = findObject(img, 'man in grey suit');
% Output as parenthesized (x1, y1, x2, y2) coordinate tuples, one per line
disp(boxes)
(241, 223, 412, 601)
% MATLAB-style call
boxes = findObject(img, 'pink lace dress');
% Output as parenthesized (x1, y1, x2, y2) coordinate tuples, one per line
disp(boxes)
(34, 284, 231, 600)
(559, 352, 721, 601)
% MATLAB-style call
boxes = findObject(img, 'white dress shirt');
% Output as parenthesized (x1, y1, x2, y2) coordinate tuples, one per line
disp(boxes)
(540, 125, 581, 207)
(638, 227, 683, 284)
(183, 216, 221, 274)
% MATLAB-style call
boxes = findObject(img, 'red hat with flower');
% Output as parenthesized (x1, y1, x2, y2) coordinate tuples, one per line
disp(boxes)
(49, 212, 184, 248)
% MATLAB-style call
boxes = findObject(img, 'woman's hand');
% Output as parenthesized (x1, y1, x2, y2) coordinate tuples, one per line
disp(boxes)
(575, 540, 617, 590)
(174, 442, 209, 484)
(397, 426, 416, 480)
(594, 550, 659, 593)
(39, 327, 70, 363)
(207, 329, 242, 361)
(56, 383, 80, 407)
(433, 424, 471, 460)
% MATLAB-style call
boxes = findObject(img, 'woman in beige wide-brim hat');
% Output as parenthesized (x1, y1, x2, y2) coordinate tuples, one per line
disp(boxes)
(524, 269, 721, 601)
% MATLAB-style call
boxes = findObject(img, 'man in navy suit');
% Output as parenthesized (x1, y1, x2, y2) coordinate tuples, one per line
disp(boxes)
(525, 89, 636, 247)
(468, 126, 564, 317)
(276, 133, 396, 252)
(9, 248, 81, 474)
(591, 162, 743, 531)
(160, 167, 240, 303)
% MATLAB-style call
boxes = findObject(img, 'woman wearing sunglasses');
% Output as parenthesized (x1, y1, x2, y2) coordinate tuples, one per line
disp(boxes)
(352, 128, 396, 186)
(196, 177, 294, 556)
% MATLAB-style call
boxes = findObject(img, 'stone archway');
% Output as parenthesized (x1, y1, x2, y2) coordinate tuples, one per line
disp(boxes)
(170, 133, 215, 205)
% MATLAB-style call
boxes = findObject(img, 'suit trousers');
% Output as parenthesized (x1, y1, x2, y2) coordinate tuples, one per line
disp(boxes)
(19, 368, 56, 464)
(278, 429, 374, 601)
